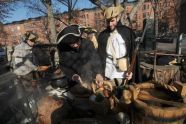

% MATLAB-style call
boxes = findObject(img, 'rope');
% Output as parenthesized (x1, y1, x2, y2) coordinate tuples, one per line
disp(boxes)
(154, 80, 178, 92)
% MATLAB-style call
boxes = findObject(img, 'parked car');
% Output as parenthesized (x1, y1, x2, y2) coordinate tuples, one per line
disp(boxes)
(178, 33, 186, 82)
(178, 33, 186, 56)
(0, 48, 6, 62)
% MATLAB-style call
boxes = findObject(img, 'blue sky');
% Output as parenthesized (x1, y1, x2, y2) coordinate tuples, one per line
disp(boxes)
(5, 0, 136, 23)
(5, 0, 95, 23)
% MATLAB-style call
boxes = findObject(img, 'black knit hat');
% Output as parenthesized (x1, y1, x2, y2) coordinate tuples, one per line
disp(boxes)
(56, 25, 82, 44)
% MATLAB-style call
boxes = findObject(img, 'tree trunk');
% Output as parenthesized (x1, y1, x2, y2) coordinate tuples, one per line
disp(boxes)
(121, 0, 146, 27)
(129, 0, 146, 21)
(46, 2, 57, 43)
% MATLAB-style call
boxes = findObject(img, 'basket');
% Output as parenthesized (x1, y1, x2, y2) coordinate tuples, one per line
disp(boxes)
(140, 62, 180, 84)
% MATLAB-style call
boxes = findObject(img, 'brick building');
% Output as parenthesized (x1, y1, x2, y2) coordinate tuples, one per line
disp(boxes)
(79, 8, 105, 32)
(0, 0, 179, 47)
(2, 17, 51, 46)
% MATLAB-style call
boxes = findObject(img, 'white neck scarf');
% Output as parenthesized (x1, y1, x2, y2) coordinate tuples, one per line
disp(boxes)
(106, 30, 126, 64)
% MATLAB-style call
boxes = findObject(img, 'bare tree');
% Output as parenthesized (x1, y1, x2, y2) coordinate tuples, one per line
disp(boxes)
(93, 0, 122, 6)
(172, 0, 182, 32)
(41, 0, 57, 43)
(156, 0, 181, 33)
(0, 22, 7, 40)
(56, 0, 79, 24)
(22, 0, 81, 42)
(165, 0, 181, 32)
(129, 0, 146, 21)
(22, 0, 57, 43)
(89, 0, 124, 9)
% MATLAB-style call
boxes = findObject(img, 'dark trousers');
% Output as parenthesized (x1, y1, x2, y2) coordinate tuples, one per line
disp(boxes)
(6, 74, 38, 124)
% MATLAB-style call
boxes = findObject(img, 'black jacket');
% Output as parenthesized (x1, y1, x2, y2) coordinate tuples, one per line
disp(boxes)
(97, 22, 141, 83)
(58, 38, 102, 83)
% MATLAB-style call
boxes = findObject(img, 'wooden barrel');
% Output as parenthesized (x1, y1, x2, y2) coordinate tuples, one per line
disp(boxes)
(132, 82, 186, 124)
(140, 62, 180, 83)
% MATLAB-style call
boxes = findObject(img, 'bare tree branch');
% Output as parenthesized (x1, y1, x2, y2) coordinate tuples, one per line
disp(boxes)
(56, 0, 80, 24)
(57, 0, 68, 6)
(72, 0, 78, 10)
(0, 0, 20, 22)
(22, 0, 47, 16)
(89, 0, 106, 10)
(22, 0, 57, 43)
(25, 4, 47, 15)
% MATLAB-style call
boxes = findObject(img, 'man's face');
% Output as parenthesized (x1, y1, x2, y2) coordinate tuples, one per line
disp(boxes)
(107, 17, 118, 31)
(69, 41, 81, 49)
(27, 39, 35, 47)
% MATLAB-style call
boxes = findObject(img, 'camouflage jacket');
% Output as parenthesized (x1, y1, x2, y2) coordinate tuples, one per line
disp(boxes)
(12, 42, 37, 76)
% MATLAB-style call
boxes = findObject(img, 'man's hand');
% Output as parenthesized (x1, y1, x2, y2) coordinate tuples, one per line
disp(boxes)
(95, 74, 104, 85)
(125, 72, 133, 80)
(54, 68, 61, 75)
(37, 66, 50, 71)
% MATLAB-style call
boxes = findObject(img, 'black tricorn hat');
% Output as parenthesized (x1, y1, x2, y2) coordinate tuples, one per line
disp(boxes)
(56, 25, 82, 44)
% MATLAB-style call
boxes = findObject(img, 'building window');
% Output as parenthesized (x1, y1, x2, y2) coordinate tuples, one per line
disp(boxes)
(147, 4, 149, 10)
(143, 5, 146, 10)
(148, 12, 150, 16)
(11, 29, 14, 32)
(17, 26, 20, 30)
(143, 13, 146, 18)
(138, 15, 141, 19)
